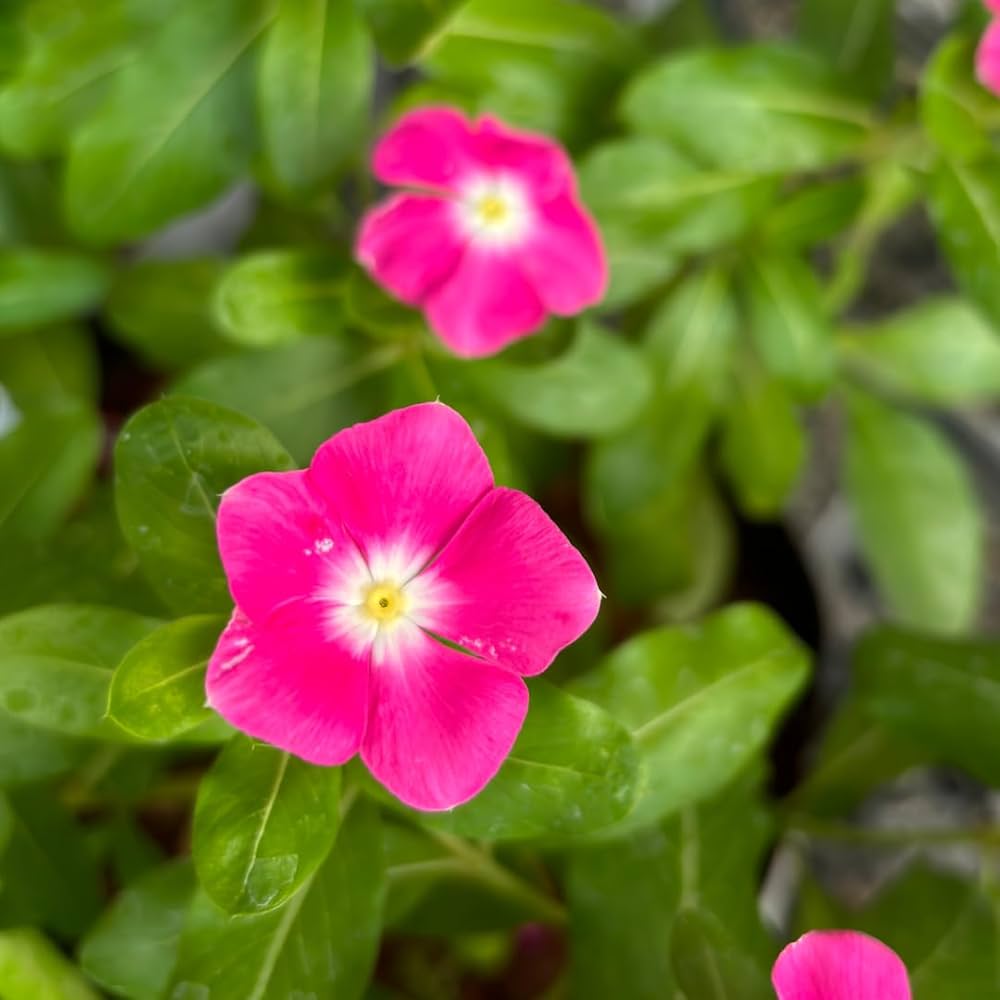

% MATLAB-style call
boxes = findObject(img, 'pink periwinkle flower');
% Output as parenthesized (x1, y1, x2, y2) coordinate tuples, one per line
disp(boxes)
(205, 402, 601, 811)
(772, 931, 911, 1000)
(977, 0, 1000, 95)
(355, 107, 607, 359)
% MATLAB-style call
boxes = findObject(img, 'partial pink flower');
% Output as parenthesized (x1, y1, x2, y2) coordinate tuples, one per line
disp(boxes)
(355, 107, 607, 359)
(978, 2, 1000, 95)
(772, 931, 911, 1000)
(205, 402, 601, 811)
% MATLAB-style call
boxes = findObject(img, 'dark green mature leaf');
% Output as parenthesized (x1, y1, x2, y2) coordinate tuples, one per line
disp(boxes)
(742, 252, 835, 401)
(459, 324, 653, 438)
(80, 861, 195, 1000)
(213, 249, 351, 347)
(671, 909, 771, 1000)
(193, 736, 342, 914)
(106, 258, 233, 371)
(800, 0, 893, 99)
(418, 683, 638, 841)
(64, 0, 276, 244)
(854, 625, 1000, 785)
(571, 604, 808, 835)
(358, 0, 465, 65)
(844, 389, 982, 632)
(0, 604, 156, 740)
(174, 335, 402, 465)
(114, 397, 295, 615)
(0, 788, 102, 938)
(0, 928, 99, 1000)
(259, 0, 372, 197)
(109, 615, 226, 742)
(839, 298, 1000, 405)
(622, 45, 872, 173)
(0, 250, 108, 331)
(929, 155, 1000, 328)
(172, 797, 384, 999)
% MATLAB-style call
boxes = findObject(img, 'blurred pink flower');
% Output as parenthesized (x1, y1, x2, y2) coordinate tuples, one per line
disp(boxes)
(205, 402, 601, 810)
(355, 107, 607, 358)
(772, 930, 911, 1000)
(977, 1, 1000, 95)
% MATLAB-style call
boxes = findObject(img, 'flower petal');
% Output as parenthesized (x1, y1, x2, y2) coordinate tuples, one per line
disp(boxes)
(308, 402, 493, 576)
(419, 487, 601, 676)
(772, 931, 912, 1000)
(355, 193, 464, 305)
(362, 628, 528, 810)
(978, 19, 1000, 96)
(206, 602, 369, 766)
(425, 250, 547, 357)
(517, 190, 607, 314)
(473, 115, 575, 201)
(216, 470, 366, 621)
(373, 106, 478, 192)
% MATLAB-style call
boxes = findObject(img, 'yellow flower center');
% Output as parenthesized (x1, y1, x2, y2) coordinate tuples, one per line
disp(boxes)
(474, 193, 510, 227)
(363, 582, 407, 623)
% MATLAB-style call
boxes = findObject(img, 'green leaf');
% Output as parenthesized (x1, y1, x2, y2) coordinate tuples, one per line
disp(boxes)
(0, 604, 157, 740)
(592, 223, 680, 310)
(172, 797, 384, 998)
(173, 335, 402, 465)
(414, 682, 638, 841)
(670, 909, 771, 1000)
(921, 34, 996, 161)
(0, 929, 99, 1000)
(854, 624, 1000, 785)
(0, 715, 88, 787)
(108, 615, 226, 742)
(0, 250, 108, 331)
(458, 324, 653, 439)
(106, 258, 233, 371)
(63, 0, 276, 244)
(80, 861, 195, 1000)
(570, 603, 808, 835)
(213, 249, 350, 347)
(258, 0, 372, 197)
(758, 175, 865, 248)
(114, 396, 295, 616)
(799, 0, 893, 99)
(929, 155, 1000, 329)
(839, 297, 1000, 405)
(742, 252, 835, 401)
(843, 389, 982, 632)
(193, 736, 342, 915)
(718, 364, 805, 519)
(621, 44, 872, 173)
(358, 0, 465, 65)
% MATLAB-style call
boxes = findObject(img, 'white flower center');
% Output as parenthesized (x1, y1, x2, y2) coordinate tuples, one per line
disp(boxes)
(456, 174, 532, 247)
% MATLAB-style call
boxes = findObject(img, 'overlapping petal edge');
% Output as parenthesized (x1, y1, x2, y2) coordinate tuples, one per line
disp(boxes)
(205, 402, 602, 811)
(355, 106, 607, 359)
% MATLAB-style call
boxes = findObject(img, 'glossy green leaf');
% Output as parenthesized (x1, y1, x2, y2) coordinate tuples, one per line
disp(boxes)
(213, 249, 351, 347)
(622, 45, 872, 172)
(0, 929, 99, 1000)
(844, 389, 982, 632)
(570, 603, 808, 835)
(172, 797, 384, 998)
(108, 615, 226, 742)
(0, 604, 157, 740)
(670, 909, 771, 1000)
(114, 396, 295, 615)
(0, 250, 108, 331)
(416, 682, 638, 841)
(358, 0, 465, 65)
(259, 0, 372, 197)
(193, 736, 342, 914)
(742, 252, 835, 400)
(80, 861, 195, 1000)
(106, 258, 233, 371)
(459, 324, 653, 439)
(64, 0, 275, 243)
(854, 624, 1000, 785)
(839, 297, 1000, 405)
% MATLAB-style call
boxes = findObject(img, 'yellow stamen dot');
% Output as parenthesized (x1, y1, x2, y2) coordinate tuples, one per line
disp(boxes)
(475, 194, 509, 225)
(364, 583, 407, 622)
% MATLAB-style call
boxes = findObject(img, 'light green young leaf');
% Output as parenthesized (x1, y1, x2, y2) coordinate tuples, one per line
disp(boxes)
(0, 929, 99, 1000)
(192, 736, 342, 914)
